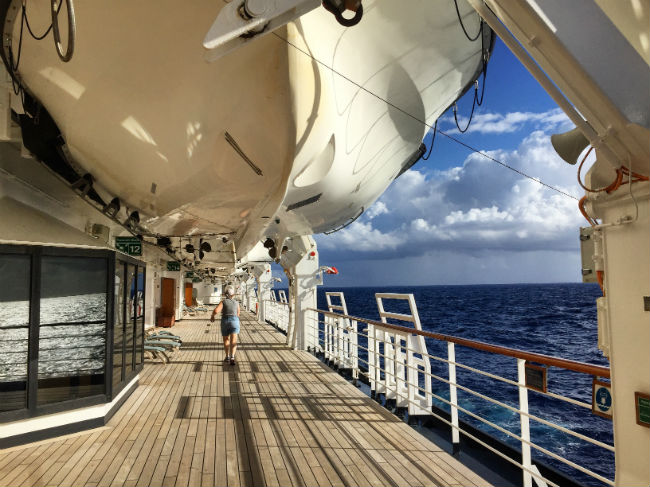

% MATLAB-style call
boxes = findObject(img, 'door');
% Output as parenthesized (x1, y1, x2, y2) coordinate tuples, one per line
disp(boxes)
(161, 278, 176, 317)
(184, 282, 193, 307)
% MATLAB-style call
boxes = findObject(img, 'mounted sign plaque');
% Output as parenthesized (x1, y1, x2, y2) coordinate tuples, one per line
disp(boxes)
(185, 271, 194, 278)
(635, 392, 650, 427)
(592, 378, 613, 419)
(525, 362, 547, 393)
(115, 236, 142, 256)
(166, 261, 180, 272)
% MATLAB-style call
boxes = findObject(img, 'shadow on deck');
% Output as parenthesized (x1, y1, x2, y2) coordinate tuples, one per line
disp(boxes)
(0, 311, 490, 487)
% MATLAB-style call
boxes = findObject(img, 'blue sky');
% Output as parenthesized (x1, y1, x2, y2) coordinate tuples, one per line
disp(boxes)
(276, 39, 587, 287)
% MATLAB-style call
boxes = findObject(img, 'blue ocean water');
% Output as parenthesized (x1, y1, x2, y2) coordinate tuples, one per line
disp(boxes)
(314, 283, 613, 486)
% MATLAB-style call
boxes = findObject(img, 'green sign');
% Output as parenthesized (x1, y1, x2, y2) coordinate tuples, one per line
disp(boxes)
(185, 271, 194, 278)
(115, 237, 142, 256)
(166, 261, 180, 272)
(192, 277, 202, 283)
(637, 393, 650, 427)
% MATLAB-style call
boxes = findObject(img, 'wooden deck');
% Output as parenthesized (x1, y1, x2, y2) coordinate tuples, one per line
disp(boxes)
(0, 311, 491, 487)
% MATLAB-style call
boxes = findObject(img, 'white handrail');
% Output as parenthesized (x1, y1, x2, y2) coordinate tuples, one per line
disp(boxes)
(305, 306, 615, 486)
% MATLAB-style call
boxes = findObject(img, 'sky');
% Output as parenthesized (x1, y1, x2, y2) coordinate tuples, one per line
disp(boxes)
(276, 39, 589, 287)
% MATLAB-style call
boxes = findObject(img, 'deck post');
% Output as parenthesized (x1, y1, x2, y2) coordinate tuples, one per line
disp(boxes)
(518, 358, 533, 487)
(244, 276, 256, 312)
(290, 238, 319, 351)
(448, 342, 460, 454)
(257, 263, 272, 323)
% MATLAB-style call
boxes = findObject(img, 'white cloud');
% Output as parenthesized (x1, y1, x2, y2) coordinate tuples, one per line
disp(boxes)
(365, 201, 388, 219)
(316, 120, 585, 260)
(318, 221, 402, 252)
(443, 108, 573, 135)
(444, 206, 513, 224)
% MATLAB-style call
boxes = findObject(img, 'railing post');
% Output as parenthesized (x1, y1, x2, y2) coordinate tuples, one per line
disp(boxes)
(351, 319, 359, 382)
(518, 358, 533, 487)
(324, 315, 330, 362)
(368, 324, 376, 395)
(406, 335, 415, 415)
(336, 318, 343, 367)
(448, 342, 460, 454)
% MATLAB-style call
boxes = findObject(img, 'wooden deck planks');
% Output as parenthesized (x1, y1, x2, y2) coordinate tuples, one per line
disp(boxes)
(0, 311, 492, 487)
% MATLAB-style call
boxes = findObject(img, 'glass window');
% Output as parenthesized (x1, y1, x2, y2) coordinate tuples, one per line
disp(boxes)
(113, 262, 124, 390)
(0, 254, 30, 412)
(135, 267, 145, 367)
(125, 265, 136, 371)
(38, 256, 107, 405)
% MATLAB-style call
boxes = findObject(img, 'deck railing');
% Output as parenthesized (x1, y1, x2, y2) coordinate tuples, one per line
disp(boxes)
(306, 294, 613, 487)
(264, 299, 290, 332)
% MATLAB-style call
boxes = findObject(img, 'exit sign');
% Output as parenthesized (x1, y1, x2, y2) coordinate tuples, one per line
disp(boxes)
(166, 261, 180, 271)
(115, 236, 142, 256)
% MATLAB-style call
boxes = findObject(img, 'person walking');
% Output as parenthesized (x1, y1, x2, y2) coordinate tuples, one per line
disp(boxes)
(210, 285, 240, 365)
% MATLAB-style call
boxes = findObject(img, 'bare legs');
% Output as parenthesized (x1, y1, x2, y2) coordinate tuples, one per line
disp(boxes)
(222, 333, 238, 359)
(229, 333, 238, 359)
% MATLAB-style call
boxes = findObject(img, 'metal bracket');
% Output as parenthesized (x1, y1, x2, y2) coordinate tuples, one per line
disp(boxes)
(203, 0, 320, 62)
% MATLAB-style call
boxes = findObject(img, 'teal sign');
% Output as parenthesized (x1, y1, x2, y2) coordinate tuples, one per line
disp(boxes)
(115, 237, 142, 256)
(185, 271, 194, 278)
(593, 379, 613, 419)
(166, 261, 180, 272)
(192, 277, 202, 283)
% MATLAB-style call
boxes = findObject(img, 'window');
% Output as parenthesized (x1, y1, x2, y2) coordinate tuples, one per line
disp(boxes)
(0, 246, 145, 422)
(0, 254, 30, 412)
(111, 259, 145, 397)
(113, 261, 125, 389)
(125, 264, 136, 371)
(38, 256, 107, 406)
(135, 267, 145, 366)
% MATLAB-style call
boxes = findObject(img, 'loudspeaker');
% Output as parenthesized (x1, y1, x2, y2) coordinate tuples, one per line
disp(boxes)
(551, 127, 590, 165)
(90, 223, 110, 243)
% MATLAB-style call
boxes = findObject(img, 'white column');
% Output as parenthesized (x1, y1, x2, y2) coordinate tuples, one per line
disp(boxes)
(448, 342, 460, 453)
(518, 358, 532, 487)
(144, 263, 157, 327)
(594, 184, 650, 487)
(175, 270, 184, 321)
(257, 263, 272, 323)
(291, 241, 319, 351)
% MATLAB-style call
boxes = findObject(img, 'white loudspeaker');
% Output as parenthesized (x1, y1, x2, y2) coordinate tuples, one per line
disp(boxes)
(90, 223, 110, 243)
(551, 127, 590, 165)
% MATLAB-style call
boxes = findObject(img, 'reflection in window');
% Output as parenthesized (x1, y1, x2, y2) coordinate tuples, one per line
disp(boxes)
(135, 267, 145, 366)
(125, 265, 136, 371)
(113, 262, 124, 389)
(0, 254, 30, 412)
(38, 256, 107, 405)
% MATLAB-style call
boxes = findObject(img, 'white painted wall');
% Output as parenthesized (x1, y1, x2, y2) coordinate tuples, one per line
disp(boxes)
(291, 244, 319, 351)
(144, 263, 157, 328)
(195, 282, 221, 305)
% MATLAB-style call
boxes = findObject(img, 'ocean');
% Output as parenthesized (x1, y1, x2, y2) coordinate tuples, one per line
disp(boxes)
(314, 283, 612, 486)
(0, 293, 106, 382)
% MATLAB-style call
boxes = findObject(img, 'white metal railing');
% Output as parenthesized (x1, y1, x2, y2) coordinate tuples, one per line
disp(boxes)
(306, 292, 614, 487)
(323, 292, 358, 378)
(369, 293, 432, 415)
(264, 298, 290, 332)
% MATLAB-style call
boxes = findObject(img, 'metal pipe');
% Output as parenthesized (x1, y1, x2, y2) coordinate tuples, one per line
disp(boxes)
(466, 0, 621, 169)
